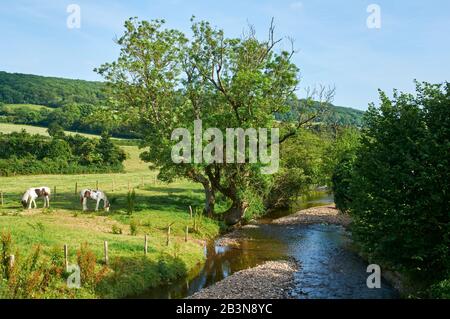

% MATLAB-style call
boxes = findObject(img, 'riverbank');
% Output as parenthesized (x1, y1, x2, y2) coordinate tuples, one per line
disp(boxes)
(272, 204, 351, 227)
(216, 204, 350, 247)
(190, 205, 354, 299)
(188, 260, 298, 299)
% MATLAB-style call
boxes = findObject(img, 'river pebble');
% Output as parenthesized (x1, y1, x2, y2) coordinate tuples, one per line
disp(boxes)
(272, 205, 351, 227)
(187, 260, 298, 299)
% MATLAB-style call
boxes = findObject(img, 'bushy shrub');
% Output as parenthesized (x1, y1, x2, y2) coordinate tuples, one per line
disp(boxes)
(126, 189, 136, 215)
(76, 243, 108, 289)
(346, 82, 450, 289)
(111, 225, 122, 235)
(0, 131, 126, 176)
(332, 155, 356, 213)
(130, 220, 138, 236)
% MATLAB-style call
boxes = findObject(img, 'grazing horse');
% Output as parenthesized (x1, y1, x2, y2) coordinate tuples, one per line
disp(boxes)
(22, 187, 51, 209)
(80, 189, 110, 212)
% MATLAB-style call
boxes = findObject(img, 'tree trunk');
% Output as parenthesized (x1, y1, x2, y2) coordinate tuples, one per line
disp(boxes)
(187, 169, 216, 218)
(224, 200, 249, 225)
(203, 183, 215, 218)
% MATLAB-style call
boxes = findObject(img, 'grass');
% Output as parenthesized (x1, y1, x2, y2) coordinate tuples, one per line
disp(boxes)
(2, 103, 53, 111)
(0, 122, 104, 139)
(0, 144, 221, 298)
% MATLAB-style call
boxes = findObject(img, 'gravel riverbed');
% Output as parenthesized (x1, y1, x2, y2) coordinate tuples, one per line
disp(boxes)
(273, 205, 351, 227)
(188, 260, 298, 299)
(188, 205, 352, 299)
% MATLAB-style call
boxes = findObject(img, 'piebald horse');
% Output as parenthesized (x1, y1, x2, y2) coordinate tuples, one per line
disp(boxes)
(80, 189, 110, 212)
(22, 187, 51, 209)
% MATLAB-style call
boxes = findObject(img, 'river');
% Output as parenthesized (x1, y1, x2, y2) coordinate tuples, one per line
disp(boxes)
(136, 191, 398, 299)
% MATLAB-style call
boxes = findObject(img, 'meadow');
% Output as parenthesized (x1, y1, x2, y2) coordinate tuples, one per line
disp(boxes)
(0, 122, 108, 139)
(0, 139, 221, 298)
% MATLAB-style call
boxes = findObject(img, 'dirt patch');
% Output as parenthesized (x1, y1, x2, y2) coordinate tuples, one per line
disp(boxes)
(21, 209, 129, 234)
(188, 260, 298, 299)
(272, 205, 351, 227)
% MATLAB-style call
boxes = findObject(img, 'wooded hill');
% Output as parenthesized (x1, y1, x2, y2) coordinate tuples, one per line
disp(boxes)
(0, 70, 365, 127)
(0, 71, 106, 107)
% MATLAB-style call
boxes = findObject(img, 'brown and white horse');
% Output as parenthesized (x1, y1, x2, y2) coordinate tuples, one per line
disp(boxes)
(22, 186, 51, 209)
(80, 189, 110, 212)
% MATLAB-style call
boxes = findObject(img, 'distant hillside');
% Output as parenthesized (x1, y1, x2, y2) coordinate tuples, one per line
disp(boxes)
(0, 71, 106, 107)
(0, 71, 364, 127)
(277, 99, 365, 127)
(323, 104, 365, 127)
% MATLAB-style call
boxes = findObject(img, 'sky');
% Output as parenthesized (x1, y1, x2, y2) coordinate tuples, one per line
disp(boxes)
(0, 0, 449, 110)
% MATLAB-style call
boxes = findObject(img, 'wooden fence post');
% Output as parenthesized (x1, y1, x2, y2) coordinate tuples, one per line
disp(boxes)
(166, 225, 171, 246)
(144, 234, 148, 255)
(64, 244, 69, 272)
(0, 191, 3, 206)
(185, 226, 189, 242)
(9, 254, 15, 269)
(74, 182, 78, 195)
(96, 181, 99, 191)
(189, 205, 193, 219)
(104, 241, 109, 266)
(112, 179, 115, 192)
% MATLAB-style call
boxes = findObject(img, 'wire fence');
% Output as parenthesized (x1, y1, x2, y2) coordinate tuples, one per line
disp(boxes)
(0, 175, 160, 206)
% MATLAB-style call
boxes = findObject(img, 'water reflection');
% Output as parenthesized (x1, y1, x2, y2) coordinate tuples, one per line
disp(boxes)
(134, 192, 398, 299)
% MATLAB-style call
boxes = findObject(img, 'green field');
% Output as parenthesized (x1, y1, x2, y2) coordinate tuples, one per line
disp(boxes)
(0, 122, 115, 139)
(2, 103, 53, 111)
(0, 143, 221, 298)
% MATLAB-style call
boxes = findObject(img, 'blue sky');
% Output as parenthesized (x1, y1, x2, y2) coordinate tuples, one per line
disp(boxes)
(1, 0, 449, 110)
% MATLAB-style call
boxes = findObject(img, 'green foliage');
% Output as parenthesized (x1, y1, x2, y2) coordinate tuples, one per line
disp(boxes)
(0, 74, 137, 138)
(126, 189, 136, 215)
(76, 243, 108, 288)
(111, 225, 123, 235)
(0, 71, 106, 107)
(323, 127, 361, 185)
(129, 220, 138, 236)
(429, 279, 450, 299)
(0, 233, 83, 299)
(332, 155, 356, 213)
(0, 130, 126, 176)
(345, 82, 450, 292)
(267, 129, 331, 209)
(97, 17, 302, 223)
(277, 99, 365, 127)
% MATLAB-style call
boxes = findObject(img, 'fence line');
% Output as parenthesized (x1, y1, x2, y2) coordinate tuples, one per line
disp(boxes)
(0, 175, 159, 203)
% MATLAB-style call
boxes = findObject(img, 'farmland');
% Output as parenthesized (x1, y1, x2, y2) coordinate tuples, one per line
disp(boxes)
(0, 142, 221, 298)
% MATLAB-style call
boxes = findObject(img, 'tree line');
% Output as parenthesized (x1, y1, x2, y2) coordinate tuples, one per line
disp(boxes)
(332, 82, 450, 298)
(0, 129, 127, 176)
(0, 71, 106, 107)
(0, 70, 364, 136)
(0, 102, 137, 139)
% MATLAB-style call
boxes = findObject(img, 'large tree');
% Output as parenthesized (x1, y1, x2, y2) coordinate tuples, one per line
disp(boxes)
(97, 17, 327, 224)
